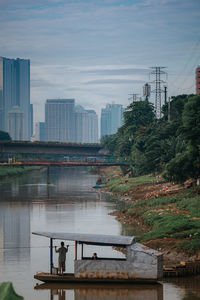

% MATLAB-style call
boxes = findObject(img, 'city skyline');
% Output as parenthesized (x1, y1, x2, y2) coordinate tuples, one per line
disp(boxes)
(44, 99, 98, 143)
(0, 0, 199, 125)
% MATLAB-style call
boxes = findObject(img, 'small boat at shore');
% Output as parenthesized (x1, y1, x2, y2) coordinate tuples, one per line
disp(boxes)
(32, 231, 163, 284)
(92, 184, 105, 189)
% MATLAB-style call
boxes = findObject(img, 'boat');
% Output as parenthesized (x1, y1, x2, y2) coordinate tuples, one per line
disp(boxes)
(32, 232, 163, 284)
(92, 184, 105, 189)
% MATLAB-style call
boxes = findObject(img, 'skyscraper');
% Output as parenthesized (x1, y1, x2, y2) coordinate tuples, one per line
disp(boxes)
(0, 57, 31, 140)
(35, 122, 45, 141)
(74, 106, 98, 143)
(8, 106, 24, 140)
(86, 110, 98, 143)
(45, 99, 75, 142)
(101, 104, 124, 138)
(196, 66, 200, 95)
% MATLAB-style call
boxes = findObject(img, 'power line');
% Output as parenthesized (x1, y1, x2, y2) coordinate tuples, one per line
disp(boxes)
(170, 40, 200, 95)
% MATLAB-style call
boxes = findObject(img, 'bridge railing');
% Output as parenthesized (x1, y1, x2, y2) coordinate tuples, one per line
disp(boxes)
(0, 154, 127, 164)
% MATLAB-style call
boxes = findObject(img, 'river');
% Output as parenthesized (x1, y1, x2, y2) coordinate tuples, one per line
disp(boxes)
(0, 167, 199, 300)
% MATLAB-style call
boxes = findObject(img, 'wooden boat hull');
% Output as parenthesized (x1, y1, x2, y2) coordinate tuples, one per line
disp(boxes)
(34, 272, 160, 284)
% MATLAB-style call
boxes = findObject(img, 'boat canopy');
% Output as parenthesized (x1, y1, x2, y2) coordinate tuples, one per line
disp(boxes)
(32, 231, 135, 247)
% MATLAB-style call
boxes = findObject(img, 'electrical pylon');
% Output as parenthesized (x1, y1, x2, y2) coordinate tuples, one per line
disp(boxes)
(150, 67, 167, 118)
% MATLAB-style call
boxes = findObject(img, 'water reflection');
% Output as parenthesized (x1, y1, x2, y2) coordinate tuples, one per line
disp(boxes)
(35, 283, 163, 300)
(0, 167, 200, 300)
(164, 276, 200, 299)
(0, 202, 30, 261)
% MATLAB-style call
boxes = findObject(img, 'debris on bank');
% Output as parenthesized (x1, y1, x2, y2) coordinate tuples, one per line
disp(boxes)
(99, 167, 200, 271)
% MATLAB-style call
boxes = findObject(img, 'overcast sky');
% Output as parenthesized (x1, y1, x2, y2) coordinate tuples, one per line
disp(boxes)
(1, 0, 200, 124)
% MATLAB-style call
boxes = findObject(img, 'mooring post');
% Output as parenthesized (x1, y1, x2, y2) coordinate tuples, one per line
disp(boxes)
(50, 238, 53, 274)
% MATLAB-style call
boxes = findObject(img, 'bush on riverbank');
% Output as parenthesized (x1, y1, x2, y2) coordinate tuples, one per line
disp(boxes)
(0, 166, 41, 178)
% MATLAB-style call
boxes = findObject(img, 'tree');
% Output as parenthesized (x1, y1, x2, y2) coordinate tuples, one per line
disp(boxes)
(0, 131, 11, 141)
(162, 94, 190, 121)
(182, 95, 200, 147)
(100, 134, 119, 154)
(164, 95, 200, 182)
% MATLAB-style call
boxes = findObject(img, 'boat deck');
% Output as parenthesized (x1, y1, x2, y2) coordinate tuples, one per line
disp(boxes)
(34, 272, 159, 284)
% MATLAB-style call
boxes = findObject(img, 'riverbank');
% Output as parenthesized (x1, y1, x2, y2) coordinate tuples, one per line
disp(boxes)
(100, 167, 200, 265)
(0, 166, 42, 179)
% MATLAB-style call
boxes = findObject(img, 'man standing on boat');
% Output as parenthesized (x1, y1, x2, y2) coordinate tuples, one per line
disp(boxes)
(55, 242, 69, 275)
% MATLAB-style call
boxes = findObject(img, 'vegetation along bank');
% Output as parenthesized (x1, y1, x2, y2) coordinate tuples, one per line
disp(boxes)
(101, 167, 200, 266)
(0, 166, 42, 179)
(100, 94, 200, 267)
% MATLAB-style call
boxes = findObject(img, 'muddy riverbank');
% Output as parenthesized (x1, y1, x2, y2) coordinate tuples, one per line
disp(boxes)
(99, 167, 200, 266)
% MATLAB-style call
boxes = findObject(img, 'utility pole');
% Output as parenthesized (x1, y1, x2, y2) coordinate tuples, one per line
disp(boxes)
(150, 67, 167, 118)
(164, 86, 167, 105)
(168, 97, 171, 122)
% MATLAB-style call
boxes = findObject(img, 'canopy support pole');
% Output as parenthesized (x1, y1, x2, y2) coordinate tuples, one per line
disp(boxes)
(50, 238, 53, 274)
(75, 241, 77, 260)
(81, 243, 83, 259)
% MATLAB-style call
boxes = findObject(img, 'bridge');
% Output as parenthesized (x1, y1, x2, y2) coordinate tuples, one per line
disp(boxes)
(0, 141, 128, 166)
(0, 141, 105, 156)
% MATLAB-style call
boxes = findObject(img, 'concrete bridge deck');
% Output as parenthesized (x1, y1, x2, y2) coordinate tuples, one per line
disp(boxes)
(0, 141, 105, 156)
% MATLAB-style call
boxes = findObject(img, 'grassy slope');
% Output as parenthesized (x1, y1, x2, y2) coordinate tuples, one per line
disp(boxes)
(106, 175, 200, 255)
(106, 175, 159, 195)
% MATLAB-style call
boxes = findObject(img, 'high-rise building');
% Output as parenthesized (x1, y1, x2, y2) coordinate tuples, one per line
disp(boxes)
(30, 104, 33, 137)
(0, 57, 31, 140)
(8, 106, 24, 140)
(196, 67, 200, 95)
(35, 122, 45, 141)
(85, 110, 98, 143)
(45, 99, 75, 142)
(101, 104, 124, 138)
(74, 106, 98, 143)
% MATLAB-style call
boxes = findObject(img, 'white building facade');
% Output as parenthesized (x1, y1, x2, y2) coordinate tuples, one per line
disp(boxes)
(45, 99, 75, 142)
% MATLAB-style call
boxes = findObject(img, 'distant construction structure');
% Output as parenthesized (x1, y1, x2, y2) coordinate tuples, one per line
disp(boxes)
(150, 67, 167, 118)
(143, 83, 151, 102)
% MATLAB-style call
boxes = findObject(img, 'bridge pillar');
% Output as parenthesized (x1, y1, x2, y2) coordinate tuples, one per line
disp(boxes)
(47, 166, 50, 185)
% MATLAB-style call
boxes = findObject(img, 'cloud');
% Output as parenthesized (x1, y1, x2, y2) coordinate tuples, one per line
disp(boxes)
(83, 79, 145, 85)
(0, 0, 198, 124)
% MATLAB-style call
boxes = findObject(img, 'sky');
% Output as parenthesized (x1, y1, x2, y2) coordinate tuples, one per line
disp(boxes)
(0, 0, 200, 125)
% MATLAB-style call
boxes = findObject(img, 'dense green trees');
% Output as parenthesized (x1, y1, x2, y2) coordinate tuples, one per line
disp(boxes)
(164, 95, 200, 182)
(101, 94, 200, 183)
(0, 131, 11, 141)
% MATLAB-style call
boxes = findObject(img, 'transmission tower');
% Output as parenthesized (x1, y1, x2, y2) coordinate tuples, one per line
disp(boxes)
(150, 67, 167, 118)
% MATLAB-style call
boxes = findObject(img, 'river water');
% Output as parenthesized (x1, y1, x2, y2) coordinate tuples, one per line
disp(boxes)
(0, 167, 199, 300)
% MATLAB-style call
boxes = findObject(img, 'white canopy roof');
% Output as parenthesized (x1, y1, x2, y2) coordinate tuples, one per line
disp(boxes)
(32, 231, 135, 246)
